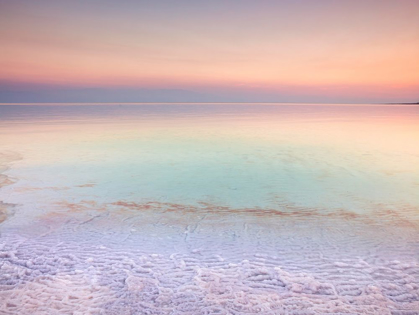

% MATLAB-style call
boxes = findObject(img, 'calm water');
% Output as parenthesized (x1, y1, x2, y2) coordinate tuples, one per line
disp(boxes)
(0, 104, 418, 314)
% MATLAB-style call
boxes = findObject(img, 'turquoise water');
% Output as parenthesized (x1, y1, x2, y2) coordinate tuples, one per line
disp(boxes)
(0, 104, 418, 314)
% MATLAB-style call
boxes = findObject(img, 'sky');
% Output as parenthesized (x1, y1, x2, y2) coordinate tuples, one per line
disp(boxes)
(0, 0, 418, 103)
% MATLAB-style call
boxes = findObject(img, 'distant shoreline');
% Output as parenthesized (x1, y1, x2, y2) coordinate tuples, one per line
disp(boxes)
(386, 102, 419, 105)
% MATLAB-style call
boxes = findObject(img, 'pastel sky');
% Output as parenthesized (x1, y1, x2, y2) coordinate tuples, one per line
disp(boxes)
(1, 0, 418, 103)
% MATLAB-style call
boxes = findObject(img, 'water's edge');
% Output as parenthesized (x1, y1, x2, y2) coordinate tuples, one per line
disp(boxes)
(0, 151, 21, 225)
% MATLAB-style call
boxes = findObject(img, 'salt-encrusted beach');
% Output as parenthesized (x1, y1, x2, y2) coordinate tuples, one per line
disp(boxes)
(0, 152, 20, 225)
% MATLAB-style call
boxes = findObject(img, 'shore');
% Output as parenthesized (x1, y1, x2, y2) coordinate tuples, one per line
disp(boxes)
(0, 152, 20, 224)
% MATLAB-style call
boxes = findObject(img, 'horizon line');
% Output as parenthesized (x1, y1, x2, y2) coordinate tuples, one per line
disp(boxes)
(0, 102, 418, 107)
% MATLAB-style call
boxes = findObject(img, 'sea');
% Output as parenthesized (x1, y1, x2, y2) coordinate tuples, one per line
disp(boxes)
(0, 103, 418, 314)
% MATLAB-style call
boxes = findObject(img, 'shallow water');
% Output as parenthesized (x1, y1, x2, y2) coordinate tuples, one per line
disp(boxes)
(0, 104, 418, 314)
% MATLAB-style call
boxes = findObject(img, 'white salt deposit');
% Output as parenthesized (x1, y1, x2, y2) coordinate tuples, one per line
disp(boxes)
(0, 198, 418, 314)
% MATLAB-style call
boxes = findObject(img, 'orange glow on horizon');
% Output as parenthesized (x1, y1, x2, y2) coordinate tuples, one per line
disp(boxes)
(0, 1, 418, 102)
